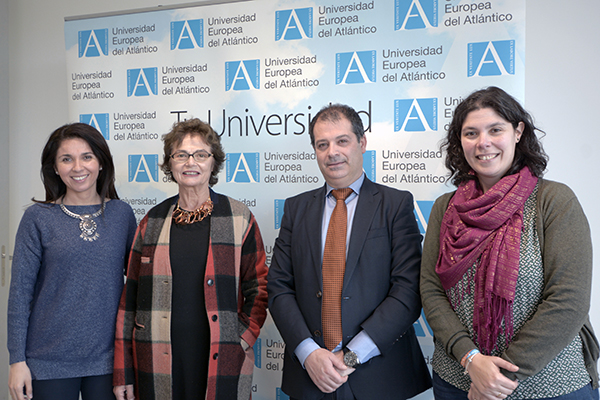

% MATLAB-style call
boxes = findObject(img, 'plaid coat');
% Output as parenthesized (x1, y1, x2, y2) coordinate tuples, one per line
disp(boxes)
(114, 191, 268, 400)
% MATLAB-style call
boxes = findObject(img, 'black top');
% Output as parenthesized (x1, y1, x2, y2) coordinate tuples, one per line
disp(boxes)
(170, 216, 211, 399)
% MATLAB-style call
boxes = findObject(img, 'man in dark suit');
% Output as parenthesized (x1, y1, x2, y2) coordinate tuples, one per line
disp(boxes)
(267, 104, 431, 400)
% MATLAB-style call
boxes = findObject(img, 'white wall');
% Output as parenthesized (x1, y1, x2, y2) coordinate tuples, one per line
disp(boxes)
(524, 1, 600, 331)
(3, 0, 599, 396)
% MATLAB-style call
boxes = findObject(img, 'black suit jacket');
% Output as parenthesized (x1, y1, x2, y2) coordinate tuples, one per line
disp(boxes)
(267, 178, 431, 400)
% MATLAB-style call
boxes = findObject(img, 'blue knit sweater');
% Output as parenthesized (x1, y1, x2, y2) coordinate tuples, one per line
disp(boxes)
(7, 200, 137, 380)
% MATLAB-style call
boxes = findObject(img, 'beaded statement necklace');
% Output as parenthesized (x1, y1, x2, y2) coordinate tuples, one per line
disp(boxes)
(60, 200, 105, 242)
(172, 199, 214, 225)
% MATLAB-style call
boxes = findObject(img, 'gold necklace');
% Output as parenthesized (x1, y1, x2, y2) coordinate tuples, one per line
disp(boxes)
(172, 199, 213, 225)
(60, 200, 105, 241)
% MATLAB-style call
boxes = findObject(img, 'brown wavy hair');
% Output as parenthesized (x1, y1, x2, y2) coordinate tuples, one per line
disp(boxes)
(442, 86, 548, 187)
(160, 118, 225, 186)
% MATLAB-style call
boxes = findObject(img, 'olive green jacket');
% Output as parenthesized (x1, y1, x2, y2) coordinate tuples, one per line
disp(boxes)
(421, 178, 599, 388)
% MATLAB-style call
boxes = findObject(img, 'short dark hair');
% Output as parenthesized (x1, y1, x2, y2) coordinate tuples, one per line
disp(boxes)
(442, 86, 548, 186)
(308, 104, 364, 146)
(161, 118, 225, 186)
(36, 123, 118, 203)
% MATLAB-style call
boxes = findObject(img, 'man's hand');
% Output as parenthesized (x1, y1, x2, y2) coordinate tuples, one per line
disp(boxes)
(305, 348, 349, 393)
(9, 362, 33, 400)
(333, 350, 356, 377)
(113, 384, 135, 400)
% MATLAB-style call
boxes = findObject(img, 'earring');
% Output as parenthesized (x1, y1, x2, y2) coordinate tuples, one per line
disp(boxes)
(100, 167, 103, 171)
(55, 170, 59, 175)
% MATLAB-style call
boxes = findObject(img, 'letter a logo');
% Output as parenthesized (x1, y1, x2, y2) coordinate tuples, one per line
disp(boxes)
(413, 310, 434, 338)
(80, 113, 110, 140)
(336, 51, 376, 84)
(78, 29, 108, 57)
(275, 8, 313, 40)
(468, 40, 515, 77)
(395, 0, 438, 30)
(394, 98, 438, 132)
(171, 19, 203, 49)
(128, 155, 159, 182)
(127, 68, 158, 96)
(225, 60, 260, 91)
(274, 199, 286, 230)
(413, 200, 434, 234)
(226, 153, 260, 183)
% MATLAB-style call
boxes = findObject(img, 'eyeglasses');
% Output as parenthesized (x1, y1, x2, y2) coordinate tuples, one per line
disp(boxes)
(170, 150, 213, 163)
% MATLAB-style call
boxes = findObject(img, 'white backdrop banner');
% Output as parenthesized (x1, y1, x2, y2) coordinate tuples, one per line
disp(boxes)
(64, 0, 525, 398)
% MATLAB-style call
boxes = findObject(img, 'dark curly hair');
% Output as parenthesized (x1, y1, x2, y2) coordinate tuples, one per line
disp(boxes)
(35, 123, 118, 204)
(442, 86, 548, 187)
(161, 118, 225, 186)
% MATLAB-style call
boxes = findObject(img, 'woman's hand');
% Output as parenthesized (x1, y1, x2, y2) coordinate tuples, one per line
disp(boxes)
(467, 353, 519, 400)
(9, 362, 32, 400)
(113, 384, 135, 400)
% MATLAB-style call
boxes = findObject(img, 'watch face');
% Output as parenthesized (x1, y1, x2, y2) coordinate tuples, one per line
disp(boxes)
(344, 350, 359, 367)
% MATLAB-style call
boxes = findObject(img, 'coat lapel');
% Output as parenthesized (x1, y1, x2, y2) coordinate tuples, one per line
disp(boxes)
(344, 178, 380, 287)
(307, 185, 327, 284)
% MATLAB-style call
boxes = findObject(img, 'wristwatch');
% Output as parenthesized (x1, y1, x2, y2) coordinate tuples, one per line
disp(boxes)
(342, 347, 361, 368)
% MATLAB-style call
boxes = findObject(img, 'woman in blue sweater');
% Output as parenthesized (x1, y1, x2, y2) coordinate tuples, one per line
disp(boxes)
(7, 123, 137, 400)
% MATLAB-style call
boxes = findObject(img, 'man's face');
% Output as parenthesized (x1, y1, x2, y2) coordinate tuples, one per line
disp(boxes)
(313, 116, 366, 189)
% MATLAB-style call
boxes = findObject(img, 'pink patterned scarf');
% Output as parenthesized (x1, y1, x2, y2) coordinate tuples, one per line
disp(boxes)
(435, 167, 538, 354)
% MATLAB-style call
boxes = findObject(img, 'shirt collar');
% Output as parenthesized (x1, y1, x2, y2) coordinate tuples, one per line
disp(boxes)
(325, 173, 365, 198)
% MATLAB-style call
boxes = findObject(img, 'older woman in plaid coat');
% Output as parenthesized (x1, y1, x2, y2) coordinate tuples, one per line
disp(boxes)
(113, 119, 268, 400)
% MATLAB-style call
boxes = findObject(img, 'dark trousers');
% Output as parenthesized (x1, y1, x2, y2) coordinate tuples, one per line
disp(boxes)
(32, 374, 114, 400)
(291, 381, 356, 400)
(432, 371, 599, 400)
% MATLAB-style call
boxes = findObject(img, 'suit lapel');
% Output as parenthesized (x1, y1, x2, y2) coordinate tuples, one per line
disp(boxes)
(307, 185, 327, 283)
(344, 178, 380, 287)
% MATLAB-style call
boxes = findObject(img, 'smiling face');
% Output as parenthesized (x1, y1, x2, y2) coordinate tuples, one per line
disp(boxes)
(55, 138, 101, 202)
(461, 107, 523, 192)
(313, 116, 366, 189)
(169, 134, 215, 191)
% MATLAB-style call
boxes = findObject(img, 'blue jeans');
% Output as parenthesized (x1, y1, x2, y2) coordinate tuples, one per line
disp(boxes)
(432, 371, 599, 400)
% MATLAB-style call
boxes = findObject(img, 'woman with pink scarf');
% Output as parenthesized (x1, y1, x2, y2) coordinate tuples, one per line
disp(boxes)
(421, 87, 598, 400)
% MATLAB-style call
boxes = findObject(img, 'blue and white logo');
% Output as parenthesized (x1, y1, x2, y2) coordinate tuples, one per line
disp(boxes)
(336, 51, 376, 85)
(127, 68, 158, 97)
(274, 199, 286, 230)
(80, 113, 110, 140)
(276, 388, 290, 400)
(413, 310, 433, 338)
(468, 40, 515, 77)
(394, 98, 437, 131)
(128, 155, 159, 182)
(171, 19, 203, 50)
(395, 0, 438, 30)
(413, 200, 434, 235)
(275, 8, 313, 40)
(226, 153, 260, 183)
(78, 29, 108, 57)
(225, 60, 260, 91)
(253, 338, 262, 368)
(363, 150, 376, 182)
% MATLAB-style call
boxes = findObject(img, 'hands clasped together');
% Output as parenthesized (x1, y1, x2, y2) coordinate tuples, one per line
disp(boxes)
(466, 353, 519, 400)
(304, 349, 356, 393)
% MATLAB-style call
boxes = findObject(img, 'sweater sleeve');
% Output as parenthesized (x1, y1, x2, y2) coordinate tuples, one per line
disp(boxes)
(238, 212, 268, 347)
(420, 192, 478, 363)
(7, 207, 44, 365)
(501, 180, 595, 380)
